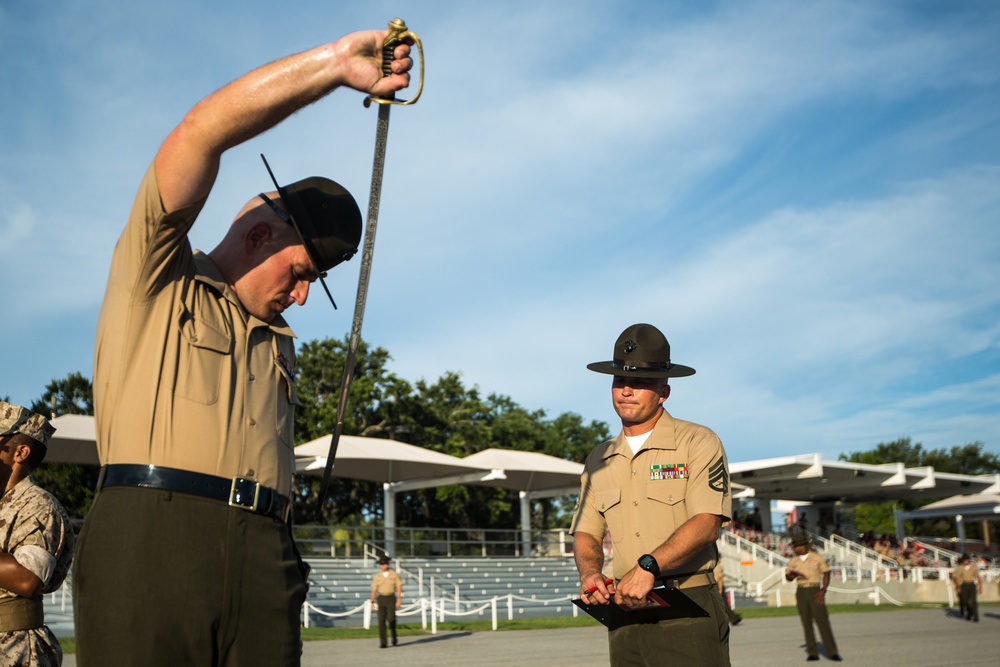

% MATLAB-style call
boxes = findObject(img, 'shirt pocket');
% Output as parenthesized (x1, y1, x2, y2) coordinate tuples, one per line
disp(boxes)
(596, 488, 623, 543)
(175, 304, 233, 405)
(647, 479, 687, 506)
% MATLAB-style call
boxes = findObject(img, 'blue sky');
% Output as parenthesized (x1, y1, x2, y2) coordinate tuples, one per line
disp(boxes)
(2, 0, 998, 464)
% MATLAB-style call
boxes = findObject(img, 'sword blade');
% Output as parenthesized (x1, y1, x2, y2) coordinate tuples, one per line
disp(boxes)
(318, 101, 392, 505)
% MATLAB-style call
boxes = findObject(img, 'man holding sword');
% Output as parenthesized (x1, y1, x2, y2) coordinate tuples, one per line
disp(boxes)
(73, 27, 413, 667)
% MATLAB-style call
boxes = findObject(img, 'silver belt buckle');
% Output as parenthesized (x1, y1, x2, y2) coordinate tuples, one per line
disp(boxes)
(229, 476, 261, 511)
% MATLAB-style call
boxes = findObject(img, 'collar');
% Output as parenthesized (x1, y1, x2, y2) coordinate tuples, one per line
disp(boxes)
(2, 476, 35, 501)
(602, 409, 678, 460)
(192, 251, 296, 338)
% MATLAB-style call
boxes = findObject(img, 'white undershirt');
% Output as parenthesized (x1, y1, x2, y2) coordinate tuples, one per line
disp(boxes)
(625, 431, 653, 455)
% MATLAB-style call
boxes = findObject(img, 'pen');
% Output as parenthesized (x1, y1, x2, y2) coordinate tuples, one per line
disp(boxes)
(585, 578, 614, 594)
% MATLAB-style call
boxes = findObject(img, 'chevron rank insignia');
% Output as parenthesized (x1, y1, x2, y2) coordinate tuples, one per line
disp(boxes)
(708, 457, 729, 494)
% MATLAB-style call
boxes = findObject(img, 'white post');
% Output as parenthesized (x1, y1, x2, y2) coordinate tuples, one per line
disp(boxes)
(430, 575, 436, 618)
(874, 586, 881, 606)
(383, 482, 396, 558)
(302, 603, 309, 628)
(728, 590, 735, 608)
(491, 597, 498, 630)
(508, 593, 514, 620)
(431, 600, 438, 635)
(776, 590, 782, 608)
(364, 600, 372, 629)
(947, 573, 955, 608)
(439, 598, 445, 623)
(520, 490, 532, 557)
(421, 598, 427, 629)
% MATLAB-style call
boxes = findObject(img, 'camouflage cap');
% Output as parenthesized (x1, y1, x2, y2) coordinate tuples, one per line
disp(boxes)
(0, 401, 56, 447)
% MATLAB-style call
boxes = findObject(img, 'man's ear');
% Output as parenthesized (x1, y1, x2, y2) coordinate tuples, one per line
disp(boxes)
(13, 443, 32, 465)
(658, 383, 671, 405)
(244, 221, 273, 254)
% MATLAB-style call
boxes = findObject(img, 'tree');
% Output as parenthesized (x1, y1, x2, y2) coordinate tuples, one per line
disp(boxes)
(839, 437, 1000, 538)
(291, 337, 611, 532)
(29, 371, 94, 418)
(28, 372, 100, 519)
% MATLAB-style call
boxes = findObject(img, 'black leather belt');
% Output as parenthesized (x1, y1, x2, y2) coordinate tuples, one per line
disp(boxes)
(97, 464, 290, 522)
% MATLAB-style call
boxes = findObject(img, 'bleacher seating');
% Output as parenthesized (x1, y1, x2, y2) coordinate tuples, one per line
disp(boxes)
(303, 556, 584, 627)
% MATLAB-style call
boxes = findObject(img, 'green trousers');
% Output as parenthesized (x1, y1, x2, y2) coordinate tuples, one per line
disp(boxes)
(795, 587, 839, 658)
(959, 582, 979, 621)
(607, 584, 731, 666)
(376, 594, 398, 646)
(73, 486, 308, 667)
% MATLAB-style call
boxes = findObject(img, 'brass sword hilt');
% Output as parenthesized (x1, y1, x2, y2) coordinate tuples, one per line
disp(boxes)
(365, 18, 424, 108)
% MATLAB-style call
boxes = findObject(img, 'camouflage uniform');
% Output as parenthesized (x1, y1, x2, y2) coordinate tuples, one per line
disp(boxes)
(0, 402, 74, 666)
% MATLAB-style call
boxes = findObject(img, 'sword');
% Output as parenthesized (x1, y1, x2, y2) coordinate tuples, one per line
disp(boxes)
(317, 18, 424, 507)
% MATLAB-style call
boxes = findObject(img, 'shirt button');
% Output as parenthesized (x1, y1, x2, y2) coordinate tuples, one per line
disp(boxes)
(249, 418, 256, 427)
(633, 501, 639, 507)
(635, 532, 640, 538)
(631, 469, 637, 476)
(249, 374, 255, 382)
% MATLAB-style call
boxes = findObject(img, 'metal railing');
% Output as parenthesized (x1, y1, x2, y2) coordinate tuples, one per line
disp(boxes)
(293, 524, 574, 559)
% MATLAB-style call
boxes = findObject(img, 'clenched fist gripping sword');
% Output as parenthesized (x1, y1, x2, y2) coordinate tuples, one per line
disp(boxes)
(318, 19, 424, 506)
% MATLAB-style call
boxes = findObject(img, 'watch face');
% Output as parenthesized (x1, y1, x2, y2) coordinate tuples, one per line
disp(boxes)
(639, 555, 656, 571)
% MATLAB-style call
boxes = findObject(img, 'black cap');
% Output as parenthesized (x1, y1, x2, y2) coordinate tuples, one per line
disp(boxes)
(259, 155, 362, 275)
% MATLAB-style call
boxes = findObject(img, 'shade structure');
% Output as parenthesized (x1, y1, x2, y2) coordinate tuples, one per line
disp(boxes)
(461, 448, 584, 493)
(907, 493, 1000, 517)
(295, 435, 508, 558)
(894, 493, 1000, 554)
(295, 434, 488, 483)
(461, 448, 584, 557)
(45, 414, 100, 465)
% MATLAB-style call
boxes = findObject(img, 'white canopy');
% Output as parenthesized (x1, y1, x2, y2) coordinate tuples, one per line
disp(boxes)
(45, 414, 100, 465)
(294, 434, 489, 483)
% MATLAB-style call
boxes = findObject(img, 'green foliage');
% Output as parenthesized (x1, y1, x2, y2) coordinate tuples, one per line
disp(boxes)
(839, 437, 1000, 538)
(25, 372, 100, 519)
(29, 371, 93, 417)
(292, 336, 610, 529)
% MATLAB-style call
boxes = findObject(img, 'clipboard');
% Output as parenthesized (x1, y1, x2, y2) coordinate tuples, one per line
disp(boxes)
(573, 584, 709, 630)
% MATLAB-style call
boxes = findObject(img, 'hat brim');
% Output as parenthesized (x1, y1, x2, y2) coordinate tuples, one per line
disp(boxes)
(586, 361, 696, 378)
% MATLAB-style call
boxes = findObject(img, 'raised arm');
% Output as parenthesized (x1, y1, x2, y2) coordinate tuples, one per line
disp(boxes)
(154, 29, 412, 213)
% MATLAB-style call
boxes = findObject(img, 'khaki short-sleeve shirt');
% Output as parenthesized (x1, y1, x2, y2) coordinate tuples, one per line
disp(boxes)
(371, 570, 402, 596)
(787, 551, 829, 587)
(953, 563, 979, 584)
(93, 163, 299, 495)
(570, 409, 731, 581)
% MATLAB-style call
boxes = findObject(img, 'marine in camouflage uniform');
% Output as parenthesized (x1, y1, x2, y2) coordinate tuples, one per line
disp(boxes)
(0, 402, 75, 666)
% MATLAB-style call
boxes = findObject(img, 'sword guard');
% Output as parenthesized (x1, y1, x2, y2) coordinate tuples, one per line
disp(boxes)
(365, 17, 424, 108)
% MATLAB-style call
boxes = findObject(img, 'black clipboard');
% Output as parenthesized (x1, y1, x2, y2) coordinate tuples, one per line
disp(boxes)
(573, 584, 709, 630)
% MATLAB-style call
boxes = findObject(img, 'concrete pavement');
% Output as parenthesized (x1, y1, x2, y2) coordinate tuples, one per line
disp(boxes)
(62, 606, 999, 666)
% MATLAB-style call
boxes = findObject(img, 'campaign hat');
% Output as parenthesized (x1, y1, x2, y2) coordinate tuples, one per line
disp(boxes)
(587, 323, 696, 378)
(791, 533, 810, 547)
(259, 155, 362, 275)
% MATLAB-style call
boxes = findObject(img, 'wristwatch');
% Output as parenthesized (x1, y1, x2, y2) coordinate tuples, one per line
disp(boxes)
(637, 554, 660, 578)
